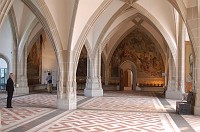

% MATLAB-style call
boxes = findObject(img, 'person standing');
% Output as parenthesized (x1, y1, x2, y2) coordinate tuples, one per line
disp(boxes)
(6, 73, 14, 108)
(46, 72, 52, 93)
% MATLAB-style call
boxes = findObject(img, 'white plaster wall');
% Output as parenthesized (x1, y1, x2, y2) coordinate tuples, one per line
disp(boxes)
(0, 58, 7, 68)
(137, 0, 176, 45)
(41, 34, 58, 87)
(0, 17, 14, 72)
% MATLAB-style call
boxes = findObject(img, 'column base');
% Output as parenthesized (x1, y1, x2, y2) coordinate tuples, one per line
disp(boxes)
(57, 93, 77, 110)
(165, 90, 183, 100)
(194, 106, 200, 115)
(84, 88, 103, 97)
(15, 87, 29, 94)
(57, 99, 77, 110)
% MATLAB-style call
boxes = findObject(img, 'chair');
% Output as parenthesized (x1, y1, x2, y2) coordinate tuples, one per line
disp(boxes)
(176, 92, 194, 115)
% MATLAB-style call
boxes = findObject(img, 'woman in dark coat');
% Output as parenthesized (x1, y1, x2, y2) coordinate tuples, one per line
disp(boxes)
(6, 73, 14, 108)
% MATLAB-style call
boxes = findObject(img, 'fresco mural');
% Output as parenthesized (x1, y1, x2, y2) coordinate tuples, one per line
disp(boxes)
(77, 46, 87, 77)
(27, 41, 42, 85)
(110, 29, 164, 79)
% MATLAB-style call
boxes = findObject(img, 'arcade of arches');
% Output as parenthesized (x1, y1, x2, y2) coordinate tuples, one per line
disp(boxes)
(0, 0, 200, 118)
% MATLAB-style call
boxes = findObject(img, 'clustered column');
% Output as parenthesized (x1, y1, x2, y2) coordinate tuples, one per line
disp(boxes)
(84, 50, 103, 97)
(57, 50, 77, 110)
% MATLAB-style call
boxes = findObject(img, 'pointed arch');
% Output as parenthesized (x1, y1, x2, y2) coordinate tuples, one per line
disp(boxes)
(21, 0, 63, 71)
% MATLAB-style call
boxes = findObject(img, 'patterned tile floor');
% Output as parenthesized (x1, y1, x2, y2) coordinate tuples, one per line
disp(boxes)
(0, 90, 200, 132)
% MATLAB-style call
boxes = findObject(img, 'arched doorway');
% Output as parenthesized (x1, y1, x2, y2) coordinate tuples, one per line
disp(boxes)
(123, 69, 133, 91)
(0, 58, 8, 90)
(119, 60, 137, 91)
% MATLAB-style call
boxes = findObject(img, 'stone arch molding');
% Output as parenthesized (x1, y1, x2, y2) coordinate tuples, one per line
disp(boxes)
(100, 11, 167, 65)
(17, 18, 39, 62)
(119, 60, 137, 74)
(0, 0, 64, 74)
(0, 0, 189, 66)
(74, 0, 178, 69)
(122, 0, 186, 21)
(21, 0, 63, 69)
(0, 0, 14, 30)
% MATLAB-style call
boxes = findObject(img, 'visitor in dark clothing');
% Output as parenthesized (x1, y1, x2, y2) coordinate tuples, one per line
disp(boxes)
(6, 73, 14, 108)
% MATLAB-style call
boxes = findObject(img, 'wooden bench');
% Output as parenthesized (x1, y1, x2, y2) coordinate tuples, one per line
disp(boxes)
(176, 92, 195, 115)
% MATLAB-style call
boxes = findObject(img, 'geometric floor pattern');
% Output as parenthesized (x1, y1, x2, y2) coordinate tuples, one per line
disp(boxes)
(28, 110, 176, 132)
(1, 107, 54, 132)
(166, 99, 200, 132)
(1, 90, 200, 132)
(1, 93, 86, 108)
(182, 115, 200, 132)
(78, 96, 164, 112)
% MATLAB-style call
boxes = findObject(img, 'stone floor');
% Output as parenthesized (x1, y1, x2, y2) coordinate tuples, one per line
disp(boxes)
(0, 90, 200, 132)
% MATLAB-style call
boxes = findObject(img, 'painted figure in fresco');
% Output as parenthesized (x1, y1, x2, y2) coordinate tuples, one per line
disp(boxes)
(6, 73, 14, 108)
(46, 72, 52, 93)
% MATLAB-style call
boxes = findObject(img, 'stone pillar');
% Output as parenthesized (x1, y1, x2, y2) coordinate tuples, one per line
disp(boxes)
(84, 50, 103, 96)
(57, 50, 77, 110)
(15, 48, 29, 94)
(165, 51, 182, 99)
(177, 17, 186, 94)
(193, 46, 200, 115)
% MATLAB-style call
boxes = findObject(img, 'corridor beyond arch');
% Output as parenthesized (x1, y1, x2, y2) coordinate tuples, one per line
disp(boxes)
(119, 60, 137, 91)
